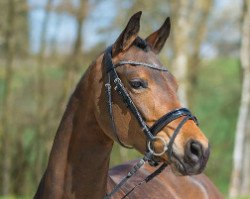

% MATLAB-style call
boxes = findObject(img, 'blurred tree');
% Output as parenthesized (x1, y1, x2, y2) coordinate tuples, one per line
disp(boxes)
(0, 0, 29, 57)
(34, 0, 54, 185)
(207, 4, 241, 57)
(15, 0, 30, 57)
(109, 0, 170, 39)
(169, 0, 213, 107)
(0, 1, 7, 55)
(230, 0, 250, 197)
(186, 0, 213, 108)
(0, 0, 16, 195)
(0, 0, 30, 195)
(57, 0, 89, 110)
(32, 0, 90, 187)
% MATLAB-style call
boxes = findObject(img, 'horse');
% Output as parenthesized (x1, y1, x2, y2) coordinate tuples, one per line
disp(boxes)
(34, 12, 223, 199)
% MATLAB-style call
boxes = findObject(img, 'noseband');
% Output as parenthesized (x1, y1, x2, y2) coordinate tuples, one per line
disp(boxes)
(104, 46, 198, 198)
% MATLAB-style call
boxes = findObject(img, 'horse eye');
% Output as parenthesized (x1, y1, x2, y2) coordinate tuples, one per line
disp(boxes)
(129, 79, 147, 89)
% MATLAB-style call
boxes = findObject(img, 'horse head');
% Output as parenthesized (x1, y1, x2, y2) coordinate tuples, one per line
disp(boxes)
(94, 11, 209, 176)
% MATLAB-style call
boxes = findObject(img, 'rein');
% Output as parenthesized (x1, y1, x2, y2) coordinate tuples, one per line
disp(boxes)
(104, 46, 198, 198)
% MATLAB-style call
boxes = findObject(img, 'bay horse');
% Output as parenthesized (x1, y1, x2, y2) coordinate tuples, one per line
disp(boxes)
(34, 12, 223, 199)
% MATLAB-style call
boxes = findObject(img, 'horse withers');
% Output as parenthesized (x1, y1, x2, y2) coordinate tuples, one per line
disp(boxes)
(34, 12, 223, 199)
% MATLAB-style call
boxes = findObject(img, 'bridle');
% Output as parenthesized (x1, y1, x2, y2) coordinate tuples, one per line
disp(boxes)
(104, 46, 198, 198)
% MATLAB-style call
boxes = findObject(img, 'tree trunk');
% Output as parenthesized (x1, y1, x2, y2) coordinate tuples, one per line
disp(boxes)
(187, 0, 213, 109)
(170, 0, 212, 108)
(0, 0, 16, 195)
(229, 0, 250, 197)
(170, 0, 191, 107)
(58, 0, 88, 110)
(34, 0, 53, 185)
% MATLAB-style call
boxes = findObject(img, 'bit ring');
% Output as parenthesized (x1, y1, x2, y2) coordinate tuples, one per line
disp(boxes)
(147, 136, 168, 156)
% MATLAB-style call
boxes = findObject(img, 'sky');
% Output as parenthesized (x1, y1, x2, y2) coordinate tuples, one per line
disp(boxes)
(28, 0, 118, 53)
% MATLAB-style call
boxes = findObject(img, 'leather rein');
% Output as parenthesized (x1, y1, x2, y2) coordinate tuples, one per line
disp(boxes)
(103, 46, 198, 198)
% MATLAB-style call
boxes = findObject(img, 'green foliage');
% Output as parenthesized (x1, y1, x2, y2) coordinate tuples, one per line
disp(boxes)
(193, 58, 241, 195)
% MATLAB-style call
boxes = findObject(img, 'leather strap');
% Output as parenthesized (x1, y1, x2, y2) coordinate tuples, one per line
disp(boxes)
(104, 46, 155, 141)
(150, 108, 198, 135)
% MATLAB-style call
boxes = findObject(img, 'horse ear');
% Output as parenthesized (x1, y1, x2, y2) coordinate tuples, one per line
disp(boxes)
(145, 17, 171, 54)
(112, 11, 142, 56)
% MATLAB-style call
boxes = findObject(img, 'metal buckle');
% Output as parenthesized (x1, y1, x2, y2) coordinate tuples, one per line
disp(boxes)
(147, 136, 168, 156)
(105, 83, 111, 89)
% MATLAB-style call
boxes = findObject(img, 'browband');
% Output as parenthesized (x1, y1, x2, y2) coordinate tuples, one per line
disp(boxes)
(115, 60, 168, 72)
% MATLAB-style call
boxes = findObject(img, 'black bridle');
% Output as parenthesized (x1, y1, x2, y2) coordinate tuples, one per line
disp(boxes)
(104, 46, 198, 198)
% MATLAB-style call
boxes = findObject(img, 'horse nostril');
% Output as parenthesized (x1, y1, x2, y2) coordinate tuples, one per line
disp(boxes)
(186, 140, 203, 163)
(190, 141, 202, 159)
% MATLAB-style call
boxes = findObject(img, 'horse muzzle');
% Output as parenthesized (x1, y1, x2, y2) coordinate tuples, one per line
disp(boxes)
(172, 140, 210, 175)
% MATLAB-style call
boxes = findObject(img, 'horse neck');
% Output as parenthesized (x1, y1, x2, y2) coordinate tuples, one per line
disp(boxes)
(36, 61, 114, 199)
